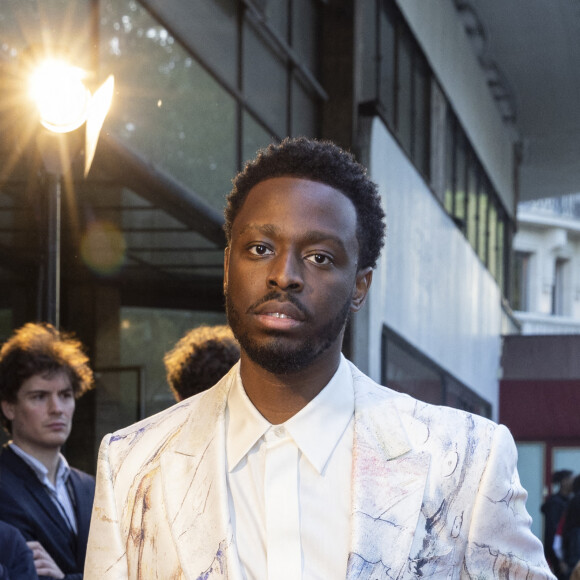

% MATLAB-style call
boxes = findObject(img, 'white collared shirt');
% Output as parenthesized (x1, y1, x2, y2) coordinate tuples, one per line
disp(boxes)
(9, 442, 77, 533)
(226, 355, 354, 579)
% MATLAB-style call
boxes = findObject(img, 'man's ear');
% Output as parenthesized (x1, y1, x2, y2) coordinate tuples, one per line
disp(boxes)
(1, 400, 14, 422)
(351, 267, 373, 312)
(223, 246, 230, 295)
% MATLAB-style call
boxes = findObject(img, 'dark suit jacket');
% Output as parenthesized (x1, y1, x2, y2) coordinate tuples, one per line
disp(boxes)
(0, 519, 37, 579)
(0, 446, 95, 580)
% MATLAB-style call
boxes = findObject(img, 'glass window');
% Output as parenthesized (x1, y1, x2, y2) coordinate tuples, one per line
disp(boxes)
(454, 132, 467, 230)
(259, 0, 289, 42)
(553, 258, 568, 316)
(384, 338, 442, 405)
(477, 181, 489, 264)
(513, 251, 531, 311)
(516, 443, 545, 541)
(445, 375, 491, 417)
(119, 307, 228, 418)
(291, 78, 318, 137)
(292, 0, 317, 70)
(466, 158, 479, 249)
(396, 26, 413, 154)
(146, 0, 239, 87)
(487, 200, 498, 279)
(382, 327, 491, 417)
(0, 0, 92, 67)
(100, 1, 237, 211)
(497, 214, 505, 293)
(242, 111, 276, 166)
(413, 54, 430, 178)
(360, 0, 377, 103)
(379, 2, 396, 126)
(243, 19, 288, 137)
(429, 83, 447, 203)
(444, 114, 455, 214)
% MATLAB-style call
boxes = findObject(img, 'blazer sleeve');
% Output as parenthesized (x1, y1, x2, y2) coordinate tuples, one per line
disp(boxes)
(465, 424, 555, 579)
(84, 435, 128, 580)
(0, 523, 38, 580)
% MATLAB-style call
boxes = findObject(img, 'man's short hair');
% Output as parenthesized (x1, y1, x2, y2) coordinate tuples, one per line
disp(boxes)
(164, 325, 240, 401)
(552, 469, 573, 484)
(224, 137, 386, 270)
(0, 322, 94, 433)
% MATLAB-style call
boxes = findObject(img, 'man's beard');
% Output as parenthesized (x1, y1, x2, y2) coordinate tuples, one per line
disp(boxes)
(225, 290, 351, 375)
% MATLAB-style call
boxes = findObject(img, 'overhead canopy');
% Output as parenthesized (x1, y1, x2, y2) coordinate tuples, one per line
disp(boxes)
(460, 0, 580, 202)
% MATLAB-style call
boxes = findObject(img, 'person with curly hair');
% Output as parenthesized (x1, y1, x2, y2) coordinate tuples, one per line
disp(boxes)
(86, 137, 552, 579)
(164, 325, 240, 402)
(0, 322, 95, 580)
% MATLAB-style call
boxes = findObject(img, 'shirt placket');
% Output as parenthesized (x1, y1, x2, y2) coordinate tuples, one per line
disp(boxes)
(264, 425, 301, 579)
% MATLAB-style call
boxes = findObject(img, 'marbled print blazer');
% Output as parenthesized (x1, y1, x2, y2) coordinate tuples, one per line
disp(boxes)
(84, 361, 554, 580)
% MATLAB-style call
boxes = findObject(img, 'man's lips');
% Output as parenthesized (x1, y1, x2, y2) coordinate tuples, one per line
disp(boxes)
(46, 422, 67, 430)
(251, 301, 306, 321)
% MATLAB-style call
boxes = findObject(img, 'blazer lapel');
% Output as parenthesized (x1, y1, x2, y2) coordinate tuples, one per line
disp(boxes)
(3, 448, 73, 538)
(347, 370, 431, 579)
(160, 373, 243, 580)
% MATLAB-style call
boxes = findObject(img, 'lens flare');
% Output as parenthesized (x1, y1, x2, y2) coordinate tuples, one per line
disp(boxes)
(80, 221, 126, 276)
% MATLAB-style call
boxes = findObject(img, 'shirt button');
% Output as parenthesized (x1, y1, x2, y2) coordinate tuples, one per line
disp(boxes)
(273, 426, 285, 438)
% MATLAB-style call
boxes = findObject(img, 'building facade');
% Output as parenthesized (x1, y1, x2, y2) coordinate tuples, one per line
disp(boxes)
(513, 194, 580, 334)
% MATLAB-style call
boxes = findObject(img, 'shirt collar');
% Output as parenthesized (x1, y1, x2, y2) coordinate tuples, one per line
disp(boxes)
(226, 366, 271, 472)
(9, 442, 70, 488)
(226, 355, 354, 475)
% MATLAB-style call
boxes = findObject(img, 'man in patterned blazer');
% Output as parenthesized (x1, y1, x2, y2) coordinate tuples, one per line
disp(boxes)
(85, 137, 554, 579)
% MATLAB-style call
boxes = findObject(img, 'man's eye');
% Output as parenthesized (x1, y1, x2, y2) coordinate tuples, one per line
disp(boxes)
(249, 244, 272, 256)
(306, 253, 332, 265)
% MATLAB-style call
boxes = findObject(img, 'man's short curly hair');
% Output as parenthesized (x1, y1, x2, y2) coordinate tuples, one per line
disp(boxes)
(224, 137, 386, 270)
(164, 325, 240, 401)
(0, 322, 94, 434)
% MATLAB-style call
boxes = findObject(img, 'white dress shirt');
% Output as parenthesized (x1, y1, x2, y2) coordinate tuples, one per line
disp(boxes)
(9, 442, 77, 533)
(226, 355, 354, 580)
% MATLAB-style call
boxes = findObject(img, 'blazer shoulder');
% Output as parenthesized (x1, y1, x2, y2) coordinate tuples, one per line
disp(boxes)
(99, 368, 232, 473)
(348, 360, 499, 447)
(69, 467, 96, 491)
(0, 447, 34, 488)
(110, 373, 226, 437)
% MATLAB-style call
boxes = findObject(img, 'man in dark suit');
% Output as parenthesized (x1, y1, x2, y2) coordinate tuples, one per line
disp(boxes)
(0, 323, 95, 580)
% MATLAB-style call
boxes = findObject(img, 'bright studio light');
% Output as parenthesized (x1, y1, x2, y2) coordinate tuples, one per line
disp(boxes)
(29, 59, 91, 133)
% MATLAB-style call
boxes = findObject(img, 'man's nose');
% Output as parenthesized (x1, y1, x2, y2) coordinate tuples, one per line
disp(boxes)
(267, 252, 304, 291)
(48, 394, 64, 413)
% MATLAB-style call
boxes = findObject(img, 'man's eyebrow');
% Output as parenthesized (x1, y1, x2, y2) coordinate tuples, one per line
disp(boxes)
(301, 230, 349, 253)
(236, 223, 280, 237)
(25, 386, 73, 395)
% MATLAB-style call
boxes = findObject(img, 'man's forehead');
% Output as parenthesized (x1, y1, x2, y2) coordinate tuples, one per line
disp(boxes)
(236, 176, 356, 220)
(248, 175, 348, 199)
(20, 371, 73, 390)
